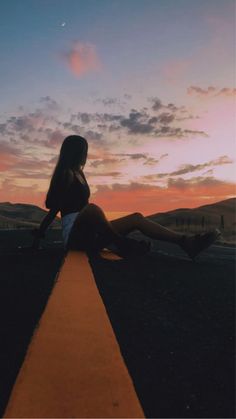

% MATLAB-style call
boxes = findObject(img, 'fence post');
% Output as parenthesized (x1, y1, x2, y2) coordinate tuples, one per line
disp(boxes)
(220, 215, 224, 230)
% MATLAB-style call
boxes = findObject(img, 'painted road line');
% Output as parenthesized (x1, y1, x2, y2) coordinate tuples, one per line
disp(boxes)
(4, 250, 144, 418)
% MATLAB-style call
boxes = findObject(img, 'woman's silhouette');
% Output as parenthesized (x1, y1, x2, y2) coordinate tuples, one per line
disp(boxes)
(32, 135, 220, 259)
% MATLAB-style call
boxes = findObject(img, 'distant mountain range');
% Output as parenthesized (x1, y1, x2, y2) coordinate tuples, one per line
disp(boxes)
(0, 198, 235, 233)
(0, 202, 61, 229)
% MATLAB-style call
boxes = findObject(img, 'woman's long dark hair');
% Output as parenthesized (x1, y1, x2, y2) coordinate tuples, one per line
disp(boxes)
(45, 135, 88, 209)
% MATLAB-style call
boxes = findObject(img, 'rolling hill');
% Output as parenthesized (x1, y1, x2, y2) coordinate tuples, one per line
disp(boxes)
(147, 198, 236, 243)
(0, 202, 61, 229)
(147, 198, 236, 226)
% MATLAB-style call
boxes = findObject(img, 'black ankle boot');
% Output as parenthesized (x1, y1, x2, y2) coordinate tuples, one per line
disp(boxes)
(87, 229, 115, 252)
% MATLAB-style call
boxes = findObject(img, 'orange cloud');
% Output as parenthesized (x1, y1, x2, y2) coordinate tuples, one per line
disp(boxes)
(161, 58, 191, 85)
(63, 41, 101, 77)
(0, 179, 46, 208)
(0, 177, 235, 217)
(0, 142, 22, 171)
(92, 180, 236, 216)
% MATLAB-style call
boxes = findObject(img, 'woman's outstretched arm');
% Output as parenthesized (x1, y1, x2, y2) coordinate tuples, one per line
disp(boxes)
(31, 207, 59, 249)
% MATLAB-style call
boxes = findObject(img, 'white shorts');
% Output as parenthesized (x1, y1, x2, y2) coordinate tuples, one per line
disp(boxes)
(61, 211, 80, 248)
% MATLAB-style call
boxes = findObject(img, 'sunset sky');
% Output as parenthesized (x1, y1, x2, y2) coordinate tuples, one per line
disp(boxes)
(0, 0, 235, 217)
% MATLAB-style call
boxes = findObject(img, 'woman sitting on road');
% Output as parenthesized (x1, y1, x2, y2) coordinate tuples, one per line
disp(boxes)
(32, 135, 220, 259)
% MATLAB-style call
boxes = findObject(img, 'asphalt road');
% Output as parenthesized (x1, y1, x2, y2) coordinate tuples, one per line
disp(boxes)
(152, 239, 235, 262)
(1, 228, 234, 261)
(125, 229, 235, 259)
(0, 246, 65, 417)
(0, 230, 235, 418)
(92, 232, 235, 418)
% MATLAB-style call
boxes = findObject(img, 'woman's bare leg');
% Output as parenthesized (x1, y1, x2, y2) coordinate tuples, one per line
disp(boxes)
(110, 212, 221, 259)
(110, 212, 184, 244)
(66, 204, 152, 258)
(66, 203, 129, 251)
(66, 206, 219, 259)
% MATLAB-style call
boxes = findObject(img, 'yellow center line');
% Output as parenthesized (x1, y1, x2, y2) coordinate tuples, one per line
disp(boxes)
(4, 250, 145, 418)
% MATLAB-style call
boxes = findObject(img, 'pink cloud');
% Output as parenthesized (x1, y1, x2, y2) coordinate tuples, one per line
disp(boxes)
(217, 87, 236, 97)
(47, 130, 65, 147)
(161, 58, 191, 85)
(187, 86, 236, 97)
(63, 41, 102, 77)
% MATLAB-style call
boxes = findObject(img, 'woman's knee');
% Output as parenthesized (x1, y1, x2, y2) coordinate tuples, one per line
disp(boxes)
(87, 202, 98, 210)
(81, 202, 104, 218)
(132, 212, 144, 223)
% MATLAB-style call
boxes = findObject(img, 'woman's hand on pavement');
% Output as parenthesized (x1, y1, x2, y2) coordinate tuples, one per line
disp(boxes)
(30, 229, 44, 249)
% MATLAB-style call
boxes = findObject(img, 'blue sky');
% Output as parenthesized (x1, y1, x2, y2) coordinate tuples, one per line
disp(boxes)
(1, 0, 234, 109)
